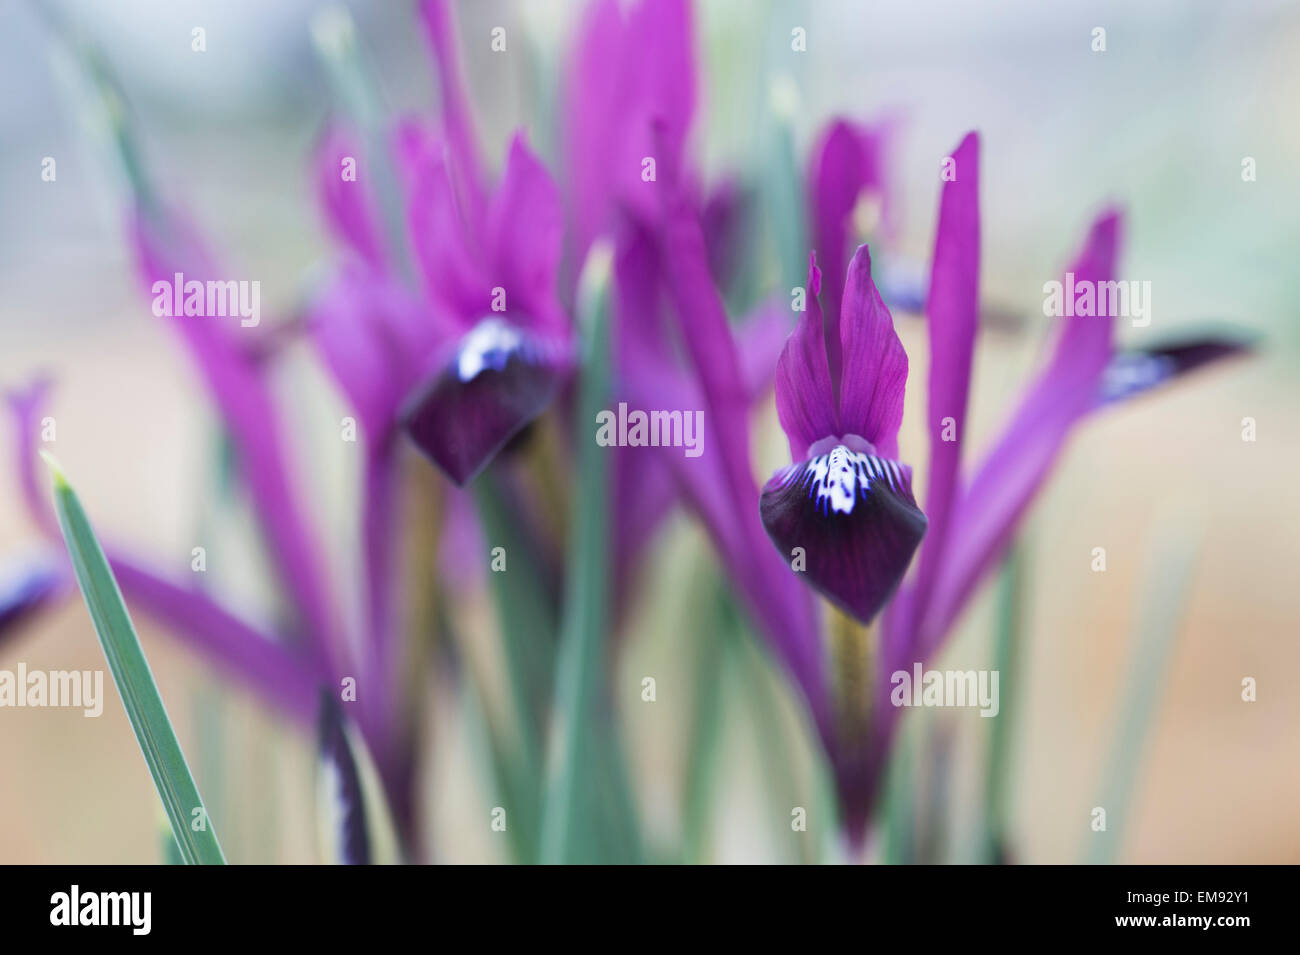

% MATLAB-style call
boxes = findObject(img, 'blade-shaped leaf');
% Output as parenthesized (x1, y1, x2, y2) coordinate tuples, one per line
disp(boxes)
(43, 452, 226, 865)
(539, 242, 643, 864)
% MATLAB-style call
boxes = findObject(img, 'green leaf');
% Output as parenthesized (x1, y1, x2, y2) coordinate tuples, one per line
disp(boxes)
(981, 543, 1026, 863)
(42, 453, 226, 865)
(1084, 515, 1201, 864)
(539, 243, 643, 864)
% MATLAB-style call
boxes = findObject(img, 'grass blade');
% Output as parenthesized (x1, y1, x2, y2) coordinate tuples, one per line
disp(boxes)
(981, 543, 1026, 863)
(1083, 513, 1201, 864)
(539, 242, 643, 864)
(43, 452, 226, 865)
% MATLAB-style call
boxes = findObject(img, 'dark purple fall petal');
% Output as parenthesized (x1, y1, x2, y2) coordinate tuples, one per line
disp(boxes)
(761, 447, 927, 625)
(401, 318, 572, 486)
(775, 255, 839, 460)
(837, 244, 909, 460)
(317, 688, 372, 865)
(1097, 334, 1254, 405)
(0, 553, 64, 642)
(905, 131, 981, 649)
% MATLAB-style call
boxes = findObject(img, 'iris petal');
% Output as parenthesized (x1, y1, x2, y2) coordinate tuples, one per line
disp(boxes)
(761, 445, 927, 625)
(401, 317, 572, 485)
(1098, 334, 1252, 405)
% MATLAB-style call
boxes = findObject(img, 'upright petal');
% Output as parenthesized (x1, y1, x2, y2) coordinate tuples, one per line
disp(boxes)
(396, 120, 488, 321)
(837, 244, 909, 458)
(775, 254, 839, 460)
(906, 131, 980, 642)
(417, 0, 487, 217)
(562, 0, 696, 269)
(314, 124, 386, 271)
(920, 211, 1122, 651)
(484, 134, 567, 336)
(808, 119, 893, 385)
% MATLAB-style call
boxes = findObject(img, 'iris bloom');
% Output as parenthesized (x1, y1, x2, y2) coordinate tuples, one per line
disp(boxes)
(763, 131, 1247, 841)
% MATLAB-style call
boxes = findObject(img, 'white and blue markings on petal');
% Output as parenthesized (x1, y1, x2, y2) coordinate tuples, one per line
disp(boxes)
(779, 445, 906, 516)
(456, 318, 525, 382)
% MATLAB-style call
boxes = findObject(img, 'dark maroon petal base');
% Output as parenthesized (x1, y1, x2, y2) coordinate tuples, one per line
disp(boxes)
(401, 318, 571, 486)
(760, 446, 927, 624)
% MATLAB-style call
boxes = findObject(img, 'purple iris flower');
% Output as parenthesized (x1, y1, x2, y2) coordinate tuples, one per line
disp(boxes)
(393, 124, 574, 487)
(766, 131, 1248, 842)
(761, 249, 926, 625)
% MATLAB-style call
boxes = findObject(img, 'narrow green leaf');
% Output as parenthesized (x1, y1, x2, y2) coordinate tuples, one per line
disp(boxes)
(881, 717, 918, 865)
(471, 473, 556, 861)
(1084, 515, 1201, 864)
(540, 243, 643, 864)
(42, 453, 226, 865)
(981, 543, 1026, 863)
(680, 574, 730, 863)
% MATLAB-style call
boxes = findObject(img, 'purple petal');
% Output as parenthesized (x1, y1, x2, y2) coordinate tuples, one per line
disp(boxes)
(0, 552, 65, 640)
(3, 378, 322, 719)
(836, 244, 909, 458)
(612, 446, 677, 612)
(111, 558, 324, 723)
(652, 200, 830, 733)
(5, 377, 58, 537)
(737, 298, 796, 403)
(562, 0, 696, 265)
(314, 123, 386, 270)
(701, 178, 749, 291)
(919, 210, 1122, 651)
(1097, 333, 1253, 405)
(308, 264, 453, 445)
(395, 121, 488, 320)
(774, 254, 838, 460)
(906, 131, 981, 641)
(484, 134, 567, 336)
(401, 317, 573, 485)
(417, 0, 487, 218)
(808, 119, 893, 385)
(129, 207, 340, 664)
(761, 446, 926, 625)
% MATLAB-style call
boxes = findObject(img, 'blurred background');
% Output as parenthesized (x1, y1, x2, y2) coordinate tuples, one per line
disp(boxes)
(1, 0, 1297, 863)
